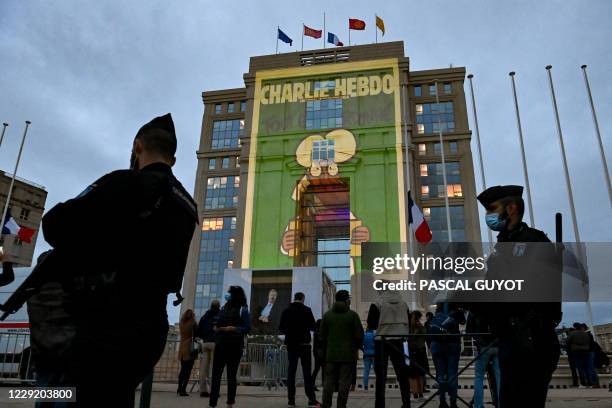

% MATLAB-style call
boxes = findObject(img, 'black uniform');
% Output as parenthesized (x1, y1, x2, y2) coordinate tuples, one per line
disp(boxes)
(477, 186, 561, 408)
(41, 162, 197, 406)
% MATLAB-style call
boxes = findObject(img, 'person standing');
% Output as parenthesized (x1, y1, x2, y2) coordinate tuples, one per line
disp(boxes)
(583, 323, 601, 388)
(361, 325, 376, 391)
(477, 185, 562, 407)
(279, 292, 320, 408)
(567, 323, 596, 388)
(367, 288, 412, 408)
(35, 113, 198, 406)
(208, 286, 250, 408)
(197, 299, 220, 397)
(466, 310, 499, 408)
(177, 309, 198, 396)
(408, 311, 427, 400)
(320, 290, 363, 408)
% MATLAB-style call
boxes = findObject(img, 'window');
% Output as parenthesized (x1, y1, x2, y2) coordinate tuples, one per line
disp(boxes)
(196, 216, 237, 317)
(443, 83, 452, 94)
(227, 103, 235, 113)
(212, 119, 244, 149)
(214, 103, 222, 114)
(429, 84, 437, 96)
(208, 159, 216, 170)
(449, 141, 458, 154)
(414, 86, 422, 97)
(434, 143, 442, 155)
(204, 176, 240, 209)
(415, 102, 455, 134)
(235, 157, 240, 168)
(19, 208, 30, 220)
(240, 101, 246, 112)
(306, 80, 343, 130)
(422, 205, 465, 242)
(418, 143, 427, 156)
(222, 157, 230, 168)
(419, 162, 462, 199)
(312, 139, 335, 162)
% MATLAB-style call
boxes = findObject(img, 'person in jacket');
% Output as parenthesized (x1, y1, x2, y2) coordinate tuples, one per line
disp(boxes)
(362, 325, 376, 391)
(428, 303, 465, 408)
(567, 323, 597, 387)
(177, 309, 198, 396)
(312, 319, 324, 390)
(582, 323, 601, 388)
(320, 290, 363, 408)
(367, 288, 411, 408)
(279, 292, 319, 407)
(408, 311, 427, 400)
(196, 299, 220, 397)
(465, 310, 499, 408)
(208, 286, 250, 408)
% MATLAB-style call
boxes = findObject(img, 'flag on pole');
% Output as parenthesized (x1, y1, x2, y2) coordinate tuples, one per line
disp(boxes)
(277, 28, 293, 45)
(2, 209, 36, 243)
(376, 15, 385, 35)
(327, 32, 344, 46)
(349, 18, 366, 30)
(304, 25, 322, 39)
(408, 191, 432, 244)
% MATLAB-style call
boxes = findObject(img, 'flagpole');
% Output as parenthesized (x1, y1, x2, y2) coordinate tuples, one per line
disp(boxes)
(509, 72, 536, 228)
(1, 121, 31, 236)
(581, 64, 612, 207)
(467, 74, 493, 245)
(301, 23, 304, 51)
(323, 13, 326, 49)
(276, 26, 279, 54)
(375, 14, 378, 43)
(434, 80, 452, 242)
(0, 123, 8, 150)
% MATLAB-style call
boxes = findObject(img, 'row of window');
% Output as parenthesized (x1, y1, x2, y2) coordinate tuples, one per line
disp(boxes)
(414, 83, 452, 97)
(214, 101, 246, 114)
(420, 162, 463, 199)
(416, 102, 455, 134)
(423, 205, 466, 242)
(211, 119, 244, 150)
(205, 176, 240, 209)
(209, 156, 240, 170)
(417, 141, 458, 156)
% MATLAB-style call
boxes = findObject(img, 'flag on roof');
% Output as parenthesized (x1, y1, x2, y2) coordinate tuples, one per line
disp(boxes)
(327, 32, 344, 46)
(408, 192, 432, 244)
(278, 28, 293, 45)
(349, 18, 366, 30)
(376, 15, 385, 36)
(304, 25, 322, 39)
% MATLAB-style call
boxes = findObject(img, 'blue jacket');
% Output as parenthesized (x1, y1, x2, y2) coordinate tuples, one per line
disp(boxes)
(362, 329, 376, 357)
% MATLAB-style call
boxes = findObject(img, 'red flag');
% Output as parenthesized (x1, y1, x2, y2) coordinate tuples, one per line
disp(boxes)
(304, 25, 322, 39)
(17, 226, 36, 244)
(349, 18, 366, 30)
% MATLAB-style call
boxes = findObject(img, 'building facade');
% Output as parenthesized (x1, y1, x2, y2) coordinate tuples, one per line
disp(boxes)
(184, 41, 480, 318)
(0, 172, 47, 266)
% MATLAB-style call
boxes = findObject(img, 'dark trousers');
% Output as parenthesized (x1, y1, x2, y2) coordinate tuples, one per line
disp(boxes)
(567, 351, 579, 386)
(322, 362, 353, 408)
(374, 340, 411, 408)
(312, 353, 324, 385)
(498, 330, 560, 408)
(178, 359, 195, 393)
(209, 341, 243, 407)
(430, 341, 460, 405)
(287, 344, 316, 404)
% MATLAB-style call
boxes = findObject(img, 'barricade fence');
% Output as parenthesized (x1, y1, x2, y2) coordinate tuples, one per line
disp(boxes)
(0, 331, 34, 384)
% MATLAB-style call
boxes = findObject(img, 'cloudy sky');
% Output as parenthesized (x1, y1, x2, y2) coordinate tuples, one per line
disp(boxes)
(1, 0, 610, 325)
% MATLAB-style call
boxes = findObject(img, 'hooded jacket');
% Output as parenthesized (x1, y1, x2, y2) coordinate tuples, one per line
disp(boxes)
(320, 301, 364, 362)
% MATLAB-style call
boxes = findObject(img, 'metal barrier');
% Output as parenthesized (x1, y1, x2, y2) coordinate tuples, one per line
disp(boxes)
(0, 331, 35, 384)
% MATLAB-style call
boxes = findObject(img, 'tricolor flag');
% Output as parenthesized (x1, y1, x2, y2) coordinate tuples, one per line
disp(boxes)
(277, 28, 293, 46)
(2, 209, 36, 244)
(408, 192, 432, 244)
(327, 32, 344, 46)
(349, 18, 366, 30)
(376, 15, 385, 36)
(303, 25, 322, 39)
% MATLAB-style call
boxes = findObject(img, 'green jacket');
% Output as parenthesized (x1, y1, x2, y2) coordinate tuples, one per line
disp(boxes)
(320, 301, 364, 362)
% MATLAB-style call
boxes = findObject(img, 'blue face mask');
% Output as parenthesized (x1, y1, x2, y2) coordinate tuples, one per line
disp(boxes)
(224, 293, 231, 302)
(485, 213, 506, 231)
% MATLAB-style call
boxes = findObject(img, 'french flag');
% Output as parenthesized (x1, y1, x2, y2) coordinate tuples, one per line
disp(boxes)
(408, 191, 432, 244)
(327, 32, 344, 47)
(2, 209, 36, 244)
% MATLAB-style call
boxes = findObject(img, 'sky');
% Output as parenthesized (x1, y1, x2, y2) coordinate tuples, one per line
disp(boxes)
(0, 0, 610, 326)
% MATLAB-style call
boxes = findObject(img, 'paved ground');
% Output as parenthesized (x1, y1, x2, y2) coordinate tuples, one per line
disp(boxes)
(1, 383, 610, 407)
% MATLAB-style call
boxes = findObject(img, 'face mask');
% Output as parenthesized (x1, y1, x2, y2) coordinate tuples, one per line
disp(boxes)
(485, 213, 506, 231)
(224, 293, 231, 302)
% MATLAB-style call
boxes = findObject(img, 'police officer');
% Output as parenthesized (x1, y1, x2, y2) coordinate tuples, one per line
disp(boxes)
(477, 185, 561, 407)
(40, 113, 198, 406)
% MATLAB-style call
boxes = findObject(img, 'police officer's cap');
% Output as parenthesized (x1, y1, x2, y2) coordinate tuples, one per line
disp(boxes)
(477, 185, 523, 208)
(136, 113, 176, 144)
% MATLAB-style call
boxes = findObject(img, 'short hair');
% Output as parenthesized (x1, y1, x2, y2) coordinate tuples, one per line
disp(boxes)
(136, 127, 176, 160)
(294, 292, 305, 301)
(500, 195, 525, 219)
(336, 290, 350, 302)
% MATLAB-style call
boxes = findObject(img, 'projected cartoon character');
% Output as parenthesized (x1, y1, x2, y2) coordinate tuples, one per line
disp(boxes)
(280, 129, 370, 262)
